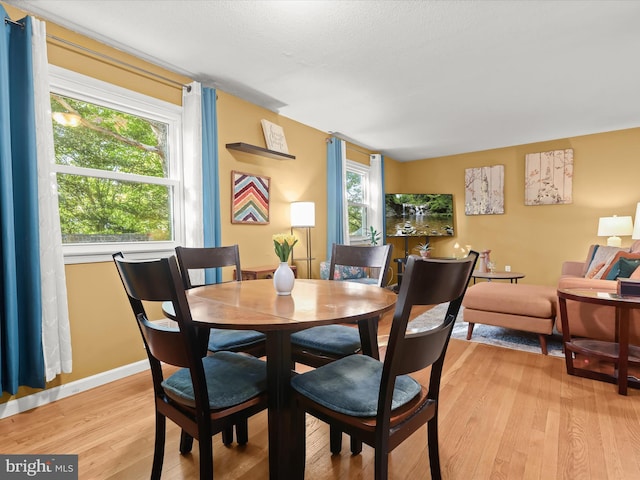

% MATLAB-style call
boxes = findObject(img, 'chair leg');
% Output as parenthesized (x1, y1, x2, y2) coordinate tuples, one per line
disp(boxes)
(329, 425, 343, 454)
(538, 334, 549, 355)
(151, 412, 166, 480)
(179, 429, 194, 454)
(198, 434, 213, 479)
(427, 416, 442, 480)
(350, 435, 363, 455)
(235, 419, 249, 445)
(374, 447, 389, 480)
(221, 426, 234, 446)
(466, 322, 475, 340)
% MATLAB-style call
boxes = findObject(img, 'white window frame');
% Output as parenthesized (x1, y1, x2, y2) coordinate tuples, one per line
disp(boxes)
(48, 65, 184, 263)
(346, 160, 371, 245)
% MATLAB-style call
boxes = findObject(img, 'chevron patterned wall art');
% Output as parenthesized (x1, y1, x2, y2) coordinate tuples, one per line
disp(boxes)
(231, 171, 270, 224)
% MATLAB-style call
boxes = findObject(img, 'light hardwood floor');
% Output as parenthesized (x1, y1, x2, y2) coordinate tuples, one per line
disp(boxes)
(2, 336, 640, 479)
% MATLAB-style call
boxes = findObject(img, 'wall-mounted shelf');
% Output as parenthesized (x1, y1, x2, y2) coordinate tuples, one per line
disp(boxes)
(226, 142, 296, 160)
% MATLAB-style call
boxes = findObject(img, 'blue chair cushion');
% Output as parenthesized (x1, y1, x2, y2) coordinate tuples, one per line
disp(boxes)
(161, 351, 267, 409)
(291, 325, 361, 356)
(208, 328, 265, 351)
(291, 354, 421, 417)
(345, 277, 379, 285)
(161, 302, 264, 352)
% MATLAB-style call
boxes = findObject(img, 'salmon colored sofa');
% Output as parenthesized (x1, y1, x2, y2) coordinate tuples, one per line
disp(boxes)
(557, 240, 640, 344)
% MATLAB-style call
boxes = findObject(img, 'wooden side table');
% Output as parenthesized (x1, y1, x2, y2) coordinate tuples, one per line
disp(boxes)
(557, 288, 640, 395)
(236, 264, 298, 281)
(471, 271, 525, 284)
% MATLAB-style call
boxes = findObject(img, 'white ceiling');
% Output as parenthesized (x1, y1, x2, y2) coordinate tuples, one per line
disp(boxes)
(8, 0, 640, 161)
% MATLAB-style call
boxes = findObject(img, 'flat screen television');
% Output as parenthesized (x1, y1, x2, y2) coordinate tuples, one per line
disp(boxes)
(385, 193, 454, 237)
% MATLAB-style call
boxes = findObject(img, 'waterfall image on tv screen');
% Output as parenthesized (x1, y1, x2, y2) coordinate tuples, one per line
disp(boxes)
(385, 193, 454, 237)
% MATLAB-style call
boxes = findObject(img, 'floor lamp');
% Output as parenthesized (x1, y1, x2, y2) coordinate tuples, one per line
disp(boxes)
(290, 202, 315, 279)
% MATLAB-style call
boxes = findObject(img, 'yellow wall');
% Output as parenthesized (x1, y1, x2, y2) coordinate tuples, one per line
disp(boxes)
(216, 91, 328, 278)
(385, 128, 640, 286)
(3, 2, 640, 404)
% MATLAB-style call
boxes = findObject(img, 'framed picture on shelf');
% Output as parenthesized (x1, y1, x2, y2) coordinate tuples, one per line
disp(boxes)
(231, 171, 270, 224)
(261, 119, 289, 153)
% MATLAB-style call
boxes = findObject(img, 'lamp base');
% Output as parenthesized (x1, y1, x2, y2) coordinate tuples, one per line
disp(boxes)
(607, 236, 622, 247)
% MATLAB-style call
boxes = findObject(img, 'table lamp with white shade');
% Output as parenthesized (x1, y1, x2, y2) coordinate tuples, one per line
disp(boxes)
(597, 215, 633, 247)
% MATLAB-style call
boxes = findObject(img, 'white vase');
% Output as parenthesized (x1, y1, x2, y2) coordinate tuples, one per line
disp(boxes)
(273, 262, 295, 295)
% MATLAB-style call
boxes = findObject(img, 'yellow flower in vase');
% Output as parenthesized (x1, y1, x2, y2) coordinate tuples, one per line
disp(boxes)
(273, 233, 298, 262)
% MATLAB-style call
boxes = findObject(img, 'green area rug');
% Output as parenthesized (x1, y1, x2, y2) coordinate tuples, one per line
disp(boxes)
(408, 303, 564, 357)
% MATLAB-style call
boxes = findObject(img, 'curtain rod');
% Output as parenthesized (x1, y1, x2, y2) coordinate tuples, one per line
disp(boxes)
(48, 34, 191, 92)
(4, 17, 24, 28)
(4, 16, 191, 92)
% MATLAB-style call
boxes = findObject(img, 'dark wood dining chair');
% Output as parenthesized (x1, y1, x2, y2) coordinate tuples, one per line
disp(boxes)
(291, 251, 478, 480)
(113, 253, 268, 480)
(291, 243, 393, 367)
(291, 243, 393, 454)
(174, 245, 267, 445)
(175, 245, 266, 358)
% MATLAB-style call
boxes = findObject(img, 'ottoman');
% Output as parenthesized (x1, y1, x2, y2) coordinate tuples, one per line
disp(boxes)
(461, 282, 557, 354)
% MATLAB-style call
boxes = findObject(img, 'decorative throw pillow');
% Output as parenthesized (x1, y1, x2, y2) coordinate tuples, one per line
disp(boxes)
(585, 245, 628, 279)
(581, 244, 600, 277)
(601, 252, 640, 280)
(618, 257, 640, 278)
(585, 262, 605, 279)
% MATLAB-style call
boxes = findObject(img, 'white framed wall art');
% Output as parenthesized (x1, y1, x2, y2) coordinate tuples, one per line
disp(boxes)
(525, 149, 573, 205)
(465, 165, 504, 215)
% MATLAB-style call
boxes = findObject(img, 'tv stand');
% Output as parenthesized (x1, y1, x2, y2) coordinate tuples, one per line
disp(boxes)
(387, 234, 429, 289)
(387, 234, 429, 258)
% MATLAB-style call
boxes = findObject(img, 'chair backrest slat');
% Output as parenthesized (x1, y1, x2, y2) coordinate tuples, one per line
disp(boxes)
(175, 245, 242, 289)
(380, 251, 478, 412)
(393, 314, 455, 375)
(328, 243, 393, 287)
(137, 317, 191, 368)
(113, 253, 201, 369)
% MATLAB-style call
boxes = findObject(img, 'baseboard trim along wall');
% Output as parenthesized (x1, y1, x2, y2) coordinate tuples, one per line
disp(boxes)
(0, 360, 149, 419)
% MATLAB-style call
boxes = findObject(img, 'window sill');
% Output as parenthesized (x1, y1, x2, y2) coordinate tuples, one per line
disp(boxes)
(63, 242, 176, 264)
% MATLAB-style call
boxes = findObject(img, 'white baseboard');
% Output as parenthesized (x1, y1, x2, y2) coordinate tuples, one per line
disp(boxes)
(0, 360, 149, 419)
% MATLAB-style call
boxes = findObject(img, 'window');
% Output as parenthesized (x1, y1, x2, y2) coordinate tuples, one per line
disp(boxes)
(49, 66, 184, 262)
(346, 160, 371, 242)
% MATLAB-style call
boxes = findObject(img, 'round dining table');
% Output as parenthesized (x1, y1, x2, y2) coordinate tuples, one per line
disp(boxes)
(185, 279, 397, 480)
